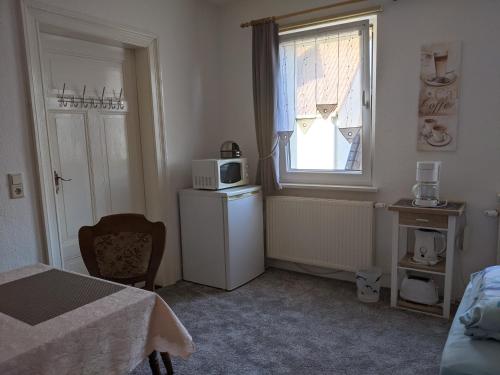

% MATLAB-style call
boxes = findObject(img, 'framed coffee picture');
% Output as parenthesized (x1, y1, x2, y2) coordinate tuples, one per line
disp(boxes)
(417, 41, 462, 151)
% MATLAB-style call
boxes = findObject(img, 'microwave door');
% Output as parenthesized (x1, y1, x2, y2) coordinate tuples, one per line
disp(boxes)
(220, 163, 242, 185)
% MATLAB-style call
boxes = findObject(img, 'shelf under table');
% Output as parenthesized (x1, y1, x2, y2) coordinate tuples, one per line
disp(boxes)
(398, 254, 446, 275)
(397, 298, 444, 317)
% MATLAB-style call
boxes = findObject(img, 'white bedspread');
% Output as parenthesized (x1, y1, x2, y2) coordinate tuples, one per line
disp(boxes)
(440, 267, 500, 375)
(0, 264, 195, 375)
(459, 266, 500, 340)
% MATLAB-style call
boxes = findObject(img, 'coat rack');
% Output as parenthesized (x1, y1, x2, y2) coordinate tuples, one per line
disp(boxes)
(57, 83, 125, 110)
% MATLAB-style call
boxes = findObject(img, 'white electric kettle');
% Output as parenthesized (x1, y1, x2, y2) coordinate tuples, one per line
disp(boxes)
(413, 229, 446, 265)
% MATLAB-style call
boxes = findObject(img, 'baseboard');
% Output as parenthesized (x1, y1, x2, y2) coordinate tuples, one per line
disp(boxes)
(266, 258, 391, 289)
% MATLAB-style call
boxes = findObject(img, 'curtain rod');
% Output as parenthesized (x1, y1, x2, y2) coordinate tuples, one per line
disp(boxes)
(279, 6, 381, 32)
(240, 0, 370, 28)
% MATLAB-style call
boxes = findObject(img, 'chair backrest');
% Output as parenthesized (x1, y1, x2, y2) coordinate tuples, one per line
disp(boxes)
(78, 214, 165, 291)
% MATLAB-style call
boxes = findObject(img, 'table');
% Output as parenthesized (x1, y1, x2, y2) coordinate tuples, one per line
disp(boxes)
(0, 264, 195, 375)
(388, 199, 466, 319)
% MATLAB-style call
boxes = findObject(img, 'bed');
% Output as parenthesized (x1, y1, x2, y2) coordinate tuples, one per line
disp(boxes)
(440, 279, 500, 375)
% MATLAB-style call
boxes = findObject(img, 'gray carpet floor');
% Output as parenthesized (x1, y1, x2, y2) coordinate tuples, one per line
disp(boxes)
(131, 268, 451, 375)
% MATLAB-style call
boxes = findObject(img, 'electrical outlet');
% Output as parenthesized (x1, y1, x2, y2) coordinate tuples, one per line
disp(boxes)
(8, 173, 24, 199)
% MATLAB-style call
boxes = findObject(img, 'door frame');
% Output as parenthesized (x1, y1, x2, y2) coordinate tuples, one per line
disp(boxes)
(20, 0, 169, 271)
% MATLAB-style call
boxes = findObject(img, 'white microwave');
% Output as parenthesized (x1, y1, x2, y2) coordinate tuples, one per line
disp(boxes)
(192, 158, 249, 190)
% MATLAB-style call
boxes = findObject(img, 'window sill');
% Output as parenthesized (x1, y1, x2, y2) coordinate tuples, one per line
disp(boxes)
(281, 183, 379, 193)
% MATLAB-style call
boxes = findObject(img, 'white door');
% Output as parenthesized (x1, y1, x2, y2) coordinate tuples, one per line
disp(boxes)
(41, 33, 146, 273)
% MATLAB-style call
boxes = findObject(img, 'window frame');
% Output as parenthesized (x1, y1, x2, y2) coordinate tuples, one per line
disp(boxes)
(278, 19, 375, 188)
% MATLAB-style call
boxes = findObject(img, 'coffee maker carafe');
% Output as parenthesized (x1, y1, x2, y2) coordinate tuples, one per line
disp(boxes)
(412, 161, 441, 207)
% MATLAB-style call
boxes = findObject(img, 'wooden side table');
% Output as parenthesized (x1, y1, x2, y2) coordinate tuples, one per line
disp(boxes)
(388, 199, 466, 319)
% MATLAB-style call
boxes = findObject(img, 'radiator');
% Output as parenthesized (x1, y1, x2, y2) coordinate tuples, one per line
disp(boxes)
(267, 196, 374, 272)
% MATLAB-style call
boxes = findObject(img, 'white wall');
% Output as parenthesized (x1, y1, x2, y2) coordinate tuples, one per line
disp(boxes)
(0, 0, 44, 272)
(0, 0, 220, 284)
(215, 0, 500, 294)
(2, 0, 499, 293)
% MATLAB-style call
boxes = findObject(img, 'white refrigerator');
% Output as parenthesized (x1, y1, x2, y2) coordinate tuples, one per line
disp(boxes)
(179, 185, 264, 290)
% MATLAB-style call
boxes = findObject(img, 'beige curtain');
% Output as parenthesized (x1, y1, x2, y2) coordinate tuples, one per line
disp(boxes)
(252, 21, 281, 195)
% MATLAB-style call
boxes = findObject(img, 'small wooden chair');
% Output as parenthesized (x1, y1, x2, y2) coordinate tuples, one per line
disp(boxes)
(78, 213, 173, 375)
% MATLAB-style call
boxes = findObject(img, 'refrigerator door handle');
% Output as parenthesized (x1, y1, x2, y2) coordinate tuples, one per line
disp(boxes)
(227, 191, 260, 201)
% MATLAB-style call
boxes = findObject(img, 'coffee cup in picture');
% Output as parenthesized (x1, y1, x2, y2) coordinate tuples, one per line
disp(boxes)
(434, 50, 448, 81)
(423, 118, 437, 136)
(431, 124, 448, 142)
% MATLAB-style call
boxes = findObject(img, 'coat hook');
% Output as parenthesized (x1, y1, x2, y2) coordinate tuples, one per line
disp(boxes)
(100, 87, 106, 108)
(59, 83, 67, 107)
(110, 88, 116, 109)
(118, 88, 123, 109)
(81, 85, 88, 108)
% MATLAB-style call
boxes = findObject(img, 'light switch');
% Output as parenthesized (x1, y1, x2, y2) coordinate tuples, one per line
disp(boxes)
(10, 174, 22, 185)
(8, 173, 24, 199)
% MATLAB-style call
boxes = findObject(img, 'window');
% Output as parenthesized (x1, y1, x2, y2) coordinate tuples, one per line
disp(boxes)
(278, 18, 375, 187)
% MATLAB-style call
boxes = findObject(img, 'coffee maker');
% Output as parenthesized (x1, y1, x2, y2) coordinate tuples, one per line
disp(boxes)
(412, 161, 441, 207)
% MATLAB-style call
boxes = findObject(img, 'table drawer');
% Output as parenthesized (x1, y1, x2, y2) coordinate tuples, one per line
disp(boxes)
(399, 212, 448, 229)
